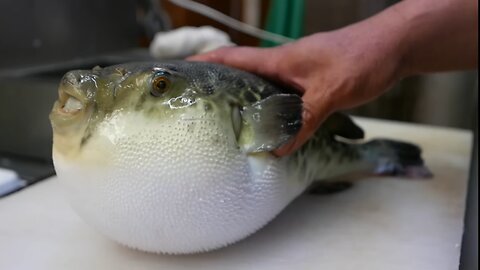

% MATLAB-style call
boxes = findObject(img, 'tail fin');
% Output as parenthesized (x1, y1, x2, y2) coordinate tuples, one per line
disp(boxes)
(360, 139, 432, 178)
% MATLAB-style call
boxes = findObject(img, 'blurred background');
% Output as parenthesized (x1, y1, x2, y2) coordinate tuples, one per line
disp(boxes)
(159, 0, 478, 129)
(0, 0, 477, 186)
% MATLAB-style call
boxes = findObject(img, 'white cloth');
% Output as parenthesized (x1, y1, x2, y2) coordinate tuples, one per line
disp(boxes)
(0, 168, 25, 196)
(149, 26, 234, 59)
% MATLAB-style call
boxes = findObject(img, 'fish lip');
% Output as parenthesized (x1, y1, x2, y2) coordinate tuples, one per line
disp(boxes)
(63, 84, 87, 102)
(57, 84, 88, 115)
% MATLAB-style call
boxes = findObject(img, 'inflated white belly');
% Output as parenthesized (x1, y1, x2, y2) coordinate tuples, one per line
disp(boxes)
(53, 112, 304, 254)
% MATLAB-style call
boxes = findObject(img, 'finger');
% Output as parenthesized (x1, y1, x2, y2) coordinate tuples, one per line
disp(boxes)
(273, 108, 319, 157)
(187, 46, 280, 77)
(273, 93, 333, 157)
(186, 47, 230, 62)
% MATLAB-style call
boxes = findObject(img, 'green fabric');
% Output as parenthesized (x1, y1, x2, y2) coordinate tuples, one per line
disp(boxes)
(261, 0, 305, 47)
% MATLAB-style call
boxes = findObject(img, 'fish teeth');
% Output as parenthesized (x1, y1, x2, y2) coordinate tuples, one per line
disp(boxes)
(62, 96, 83, 113)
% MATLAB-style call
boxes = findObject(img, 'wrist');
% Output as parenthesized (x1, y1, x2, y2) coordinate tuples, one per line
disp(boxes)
(342, 1, 434, 80)
(333, 11, 409, 88)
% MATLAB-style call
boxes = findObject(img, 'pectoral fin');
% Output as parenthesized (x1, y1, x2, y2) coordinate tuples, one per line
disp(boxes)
(238, 94, 302, 153)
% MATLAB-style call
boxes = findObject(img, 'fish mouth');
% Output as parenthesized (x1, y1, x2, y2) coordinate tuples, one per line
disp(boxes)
(50, 85, 93, 137)
(56, 84, 88, 115)
(55, 69, 100, 115)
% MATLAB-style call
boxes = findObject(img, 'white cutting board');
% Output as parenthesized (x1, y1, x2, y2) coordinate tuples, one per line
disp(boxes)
(0, 117, 473, 270)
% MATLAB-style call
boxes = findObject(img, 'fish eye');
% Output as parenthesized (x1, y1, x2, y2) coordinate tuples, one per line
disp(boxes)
(151, 75, 170, 97)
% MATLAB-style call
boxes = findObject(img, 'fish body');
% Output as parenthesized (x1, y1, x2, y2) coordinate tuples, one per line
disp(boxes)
(50, 61, 430, 254)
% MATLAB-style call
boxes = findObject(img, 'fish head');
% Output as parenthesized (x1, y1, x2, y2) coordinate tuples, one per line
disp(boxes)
(49, 61, 219, 159)
(50, 62, 197, 131)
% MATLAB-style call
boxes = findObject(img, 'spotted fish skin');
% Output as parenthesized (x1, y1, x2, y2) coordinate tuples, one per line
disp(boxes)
(50, 61, 431, 254)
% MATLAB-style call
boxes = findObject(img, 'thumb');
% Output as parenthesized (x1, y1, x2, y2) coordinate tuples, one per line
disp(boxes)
(274, 94, 333, 157)
(187, 46, 280, 78)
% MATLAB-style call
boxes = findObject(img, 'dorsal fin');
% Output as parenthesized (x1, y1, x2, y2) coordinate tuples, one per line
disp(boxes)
(321, 113, 364, 140)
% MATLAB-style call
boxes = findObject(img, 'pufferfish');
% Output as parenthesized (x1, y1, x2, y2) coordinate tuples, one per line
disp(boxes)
(49, 61, 431, 254)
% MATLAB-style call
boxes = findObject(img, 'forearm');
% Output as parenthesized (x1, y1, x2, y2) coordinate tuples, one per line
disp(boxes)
(343, 0, 478, 78)
(396, 0, 477, 75)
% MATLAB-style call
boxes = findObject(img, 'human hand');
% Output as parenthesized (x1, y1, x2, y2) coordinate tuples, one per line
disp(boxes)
(189, 27, 403, 156)
(188, 0, 477, 156)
